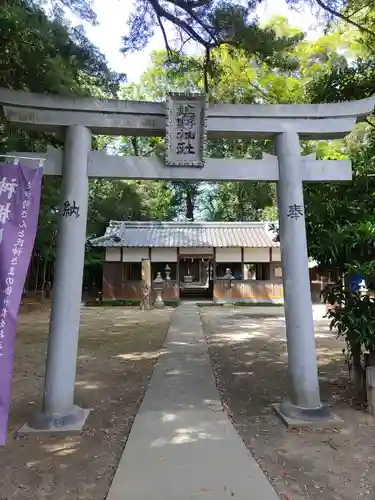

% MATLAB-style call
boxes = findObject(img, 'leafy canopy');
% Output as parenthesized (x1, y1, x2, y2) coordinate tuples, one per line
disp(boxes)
(1, 0, 123, 96)
(123, 0, 301, 55)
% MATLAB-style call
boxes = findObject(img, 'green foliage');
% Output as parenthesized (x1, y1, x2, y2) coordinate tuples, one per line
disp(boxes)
(0, 0, 125, 290)
(5, 0, 375, 325)
(307, 57, 375, 102)
(287, 0, 375, 34)
(0, 0, 123, 96)
(128, 21, 304, 221)
(302, 9, 375, 376)
(286, 0, 375, 117)
(304, 96, 375, 278)
(88, 181, 143, 238)
(123, 0, 302, 62)
(204, 181, 276, 221)
(324, 286, 375, 354)
(49, 0, 97, 23)
(304, 144, 375, 377)
(305, 176, 375, 278)
(135, 181, 180, 220)
(114, 18, 354, 222)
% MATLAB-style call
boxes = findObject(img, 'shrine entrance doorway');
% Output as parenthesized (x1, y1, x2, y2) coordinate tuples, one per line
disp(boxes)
(179, 253, 213, 300)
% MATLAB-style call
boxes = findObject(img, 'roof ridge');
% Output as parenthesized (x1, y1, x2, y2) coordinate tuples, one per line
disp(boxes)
(108, 220, 269, 228)
(92, 220, 280, 248)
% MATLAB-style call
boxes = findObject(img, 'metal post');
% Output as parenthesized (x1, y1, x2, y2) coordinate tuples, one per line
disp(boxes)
(30, 125, 91, 430)
(275, 130, 330, 421)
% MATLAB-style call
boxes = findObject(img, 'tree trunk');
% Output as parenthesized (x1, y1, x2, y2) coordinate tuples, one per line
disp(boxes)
(131, 137, 139, 156)
(351, 342, 366, 401)
(368, 351, 375, 366)
(236, 184, 245, 221)
(41, 258, 49, 300)
(41, 258, 48, 288)
(42, 233, 56, 299)
(25, 255, 33, 293)
(366, 351, 375, 413)
(34, 258, 40, 292)
(186, 192, 194, 221)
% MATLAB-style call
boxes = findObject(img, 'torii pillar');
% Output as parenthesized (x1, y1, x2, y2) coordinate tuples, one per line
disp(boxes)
(33, 125, 91, 430)
(273, 130, 336, 426)
(14, 125, 92, 433)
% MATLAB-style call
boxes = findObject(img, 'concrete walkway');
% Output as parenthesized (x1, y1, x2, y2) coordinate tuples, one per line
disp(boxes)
(106, 304, 279, 500)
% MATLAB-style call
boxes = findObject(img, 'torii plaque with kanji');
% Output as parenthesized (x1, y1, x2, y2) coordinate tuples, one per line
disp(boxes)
(165, 92, 206, 167)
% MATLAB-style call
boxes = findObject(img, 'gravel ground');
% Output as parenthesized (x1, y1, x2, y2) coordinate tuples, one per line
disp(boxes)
(201, 307, 375, 500)
(0, 305, 172, 500)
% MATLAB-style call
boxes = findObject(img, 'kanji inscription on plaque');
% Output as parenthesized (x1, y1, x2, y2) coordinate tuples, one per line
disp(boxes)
(165, 92, 206, 167)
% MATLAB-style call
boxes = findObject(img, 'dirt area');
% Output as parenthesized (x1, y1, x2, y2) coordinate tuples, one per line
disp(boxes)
(0, 306, 172, 500)
(201, 308, 375, 500)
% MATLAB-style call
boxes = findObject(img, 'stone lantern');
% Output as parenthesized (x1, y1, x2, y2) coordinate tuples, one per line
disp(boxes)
(164, 264, 171, 280)
(153, 272, 165, 308)
(223, 268, 234, 284)
(223, 268, 234, 307)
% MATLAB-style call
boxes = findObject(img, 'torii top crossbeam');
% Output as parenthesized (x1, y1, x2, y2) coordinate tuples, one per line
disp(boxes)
(1, 88, 375, 140)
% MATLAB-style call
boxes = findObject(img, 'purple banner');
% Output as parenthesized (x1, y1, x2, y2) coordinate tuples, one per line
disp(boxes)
(0, 163, 42, 445)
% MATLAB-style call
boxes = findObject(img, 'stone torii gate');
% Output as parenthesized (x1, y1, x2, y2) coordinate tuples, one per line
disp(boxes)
(1, 88, 374, 431)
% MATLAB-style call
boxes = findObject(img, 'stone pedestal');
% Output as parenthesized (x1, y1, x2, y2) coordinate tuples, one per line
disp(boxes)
(223, 287, 234, 307)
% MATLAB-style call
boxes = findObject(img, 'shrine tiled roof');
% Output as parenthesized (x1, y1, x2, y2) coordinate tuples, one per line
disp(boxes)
(90, 221, 279, 248)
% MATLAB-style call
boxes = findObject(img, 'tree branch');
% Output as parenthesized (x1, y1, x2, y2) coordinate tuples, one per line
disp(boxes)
(365, 118, 375, 130)
(169, 0, 209, 7)
(346, 3, 371, 19)
(177, 34, 194, 54)
(155, 11, 172, 55)
(203, 46, 210, 95)
(314, 0, 375, 39)
(246, 77, 274, 103)
(170, 1, 218, 44)
(148, 0, 210, 48)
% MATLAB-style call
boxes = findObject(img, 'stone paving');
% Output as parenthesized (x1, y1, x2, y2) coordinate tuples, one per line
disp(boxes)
(106, 303, 280, 500)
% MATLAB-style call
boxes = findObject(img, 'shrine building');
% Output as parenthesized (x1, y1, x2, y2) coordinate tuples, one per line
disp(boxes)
(92, 220, 290, 303)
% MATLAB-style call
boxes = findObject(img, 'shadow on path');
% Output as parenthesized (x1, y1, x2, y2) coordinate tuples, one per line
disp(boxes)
(201, 308, 375, 500)
(106, 304, 279, 500)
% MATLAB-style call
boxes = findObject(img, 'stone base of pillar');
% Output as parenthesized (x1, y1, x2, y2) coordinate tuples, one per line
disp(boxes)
(17, 405, 90, 435)
(272, 401, 344, 429)
(366, 366, 375, 416)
